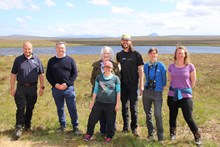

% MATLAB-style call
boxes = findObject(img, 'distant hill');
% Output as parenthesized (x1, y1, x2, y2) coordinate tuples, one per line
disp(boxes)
(148, 33, 159, 36)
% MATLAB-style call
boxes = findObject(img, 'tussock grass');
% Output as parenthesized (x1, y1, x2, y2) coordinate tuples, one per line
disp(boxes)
(0, 54, 220, 146)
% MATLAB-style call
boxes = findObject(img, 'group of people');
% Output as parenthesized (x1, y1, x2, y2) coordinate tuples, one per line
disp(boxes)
(10, 34, 202, 145)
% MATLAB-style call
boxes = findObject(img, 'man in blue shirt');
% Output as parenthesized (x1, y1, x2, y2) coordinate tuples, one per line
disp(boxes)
(10, 41, 45, 140)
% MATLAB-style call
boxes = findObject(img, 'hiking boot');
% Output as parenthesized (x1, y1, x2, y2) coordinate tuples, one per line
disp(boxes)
(14, 128, 22, 140)
(24, 127, 32, 133)
(132, 129, 140, 137)
(104, 138, 112, 144)
(83, 134, 92, 142)
(122, 128, 129, 133)
(170, 127, 176, 140)
(73, 126, 81, 135)
(194, 132, 202, 145)
(56, 126, 65, 133)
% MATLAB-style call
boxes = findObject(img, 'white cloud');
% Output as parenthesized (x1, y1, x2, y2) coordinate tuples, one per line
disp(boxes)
(88, 0, 110, 6)
(16, 15, 32, 26)
(176, 0, 220, 16)
(30, 3, 40, 11)
(25, 16, 32, 20)
(57, 27, 66, 33)
(45, 0, 56, 7)
(111, 6, 133, 14)
(0, 0, 25, 10)
(65, 2, 75, 8)
(16, 17, 24, 23)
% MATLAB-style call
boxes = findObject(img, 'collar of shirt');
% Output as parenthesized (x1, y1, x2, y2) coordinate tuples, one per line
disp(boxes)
(56, 53, 66, 58)
(148, 61, 157, 67)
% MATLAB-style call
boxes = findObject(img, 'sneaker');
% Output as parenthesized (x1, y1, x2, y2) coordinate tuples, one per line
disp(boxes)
(104, 138, 112, 144)
(73, 126, 81, 135)
(170, 134, 176, 140)
(132, 129, 140, 137)
(194, 132, 202, 145)
(56, 126, 65, 133)
(195, 138, 202, 146)
(83, 134, 92, 142)
(170, 128, 176, 140)
(147, 135, 154, 141)
(14, 128, 22, 139)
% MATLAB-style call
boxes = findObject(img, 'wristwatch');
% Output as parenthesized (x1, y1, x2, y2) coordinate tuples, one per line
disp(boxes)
(41, 86, 45, 89)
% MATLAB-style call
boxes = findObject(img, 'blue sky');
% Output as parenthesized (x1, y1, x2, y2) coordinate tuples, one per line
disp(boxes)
(0, 0, 219, 37)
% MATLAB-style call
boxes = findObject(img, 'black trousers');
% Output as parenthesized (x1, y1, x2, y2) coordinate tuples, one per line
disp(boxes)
(167, 96, 198, 132)
(86, 101, 116, 138)
(14, 84, 37, 129)
(121, 84, 138, 130)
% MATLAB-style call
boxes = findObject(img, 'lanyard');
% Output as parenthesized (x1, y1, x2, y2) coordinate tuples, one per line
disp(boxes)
(148, 63, 158, 81)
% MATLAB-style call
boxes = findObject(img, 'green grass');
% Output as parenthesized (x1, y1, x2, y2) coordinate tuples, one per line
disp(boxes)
(0, 54, 220, 147)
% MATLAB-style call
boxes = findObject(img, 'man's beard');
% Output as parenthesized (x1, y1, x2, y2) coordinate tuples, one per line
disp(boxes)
(121, 43, 129, 49)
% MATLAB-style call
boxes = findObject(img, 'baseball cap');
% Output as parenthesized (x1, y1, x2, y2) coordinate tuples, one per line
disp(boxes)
(104, 61, 113, 68)
(121, 34, 131, 40)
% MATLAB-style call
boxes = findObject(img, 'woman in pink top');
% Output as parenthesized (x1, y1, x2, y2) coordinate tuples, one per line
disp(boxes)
(167, 46, 202, 145)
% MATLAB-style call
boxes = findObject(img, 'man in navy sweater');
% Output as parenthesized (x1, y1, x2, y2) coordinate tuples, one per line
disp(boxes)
(46, 42, 81, 134)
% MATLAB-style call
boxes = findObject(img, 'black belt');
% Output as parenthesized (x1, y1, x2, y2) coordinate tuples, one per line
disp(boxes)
(18, 83, 37, 87)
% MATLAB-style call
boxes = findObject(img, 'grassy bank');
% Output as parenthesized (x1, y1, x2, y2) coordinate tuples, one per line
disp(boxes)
(1, 35, 220, 47)
(0, 54, 220, 147)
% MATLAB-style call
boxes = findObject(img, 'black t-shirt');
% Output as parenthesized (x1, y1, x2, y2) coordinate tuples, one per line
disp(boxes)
(116, 50, 144, 85)
(11, 54, 44, 84)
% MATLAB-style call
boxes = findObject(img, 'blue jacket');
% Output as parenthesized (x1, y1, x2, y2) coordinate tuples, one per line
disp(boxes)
(169, 86, 192, 101)
(144, 61, 167, 92)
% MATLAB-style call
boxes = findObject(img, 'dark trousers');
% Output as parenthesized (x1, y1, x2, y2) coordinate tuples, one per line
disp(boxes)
(143, 89, 164, 141)
(99, 112, 116, 134)
(92, 86, 111, 134)
(86, 101, 116, 138)
(167, 96, 199, 132)
(14, 84, 37, 129)
(121, 84, 138, 130)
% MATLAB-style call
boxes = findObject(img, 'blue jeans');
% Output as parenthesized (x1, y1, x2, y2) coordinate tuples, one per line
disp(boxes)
(143, 89, 164, 141)
(52, 86, 79, 128)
